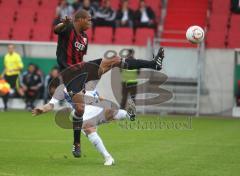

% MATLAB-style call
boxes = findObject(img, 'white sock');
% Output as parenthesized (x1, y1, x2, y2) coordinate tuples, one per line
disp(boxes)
(88, 132, 111, 159)
(113, 109, 130, 120)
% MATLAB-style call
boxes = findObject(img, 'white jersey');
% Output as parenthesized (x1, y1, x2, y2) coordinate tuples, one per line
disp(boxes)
(49, 88, 109, 127)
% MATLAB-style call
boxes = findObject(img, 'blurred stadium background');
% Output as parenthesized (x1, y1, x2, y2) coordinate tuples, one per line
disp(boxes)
(0, 0, 240, 175)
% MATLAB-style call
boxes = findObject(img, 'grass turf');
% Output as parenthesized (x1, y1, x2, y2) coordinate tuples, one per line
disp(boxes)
(0, 111, 240, 176)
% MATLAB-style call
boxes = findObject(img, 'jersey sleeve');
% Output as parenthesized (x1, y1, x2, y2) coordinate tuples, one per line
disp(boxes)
(49, 97, 59, 106)
(52, 84, 66, 101)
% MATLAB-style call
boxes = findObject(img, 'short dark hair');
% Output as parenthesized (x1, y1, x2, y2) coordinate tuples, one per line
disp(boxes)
(51, 66, 59, 72)
(74, 9, 89, 20)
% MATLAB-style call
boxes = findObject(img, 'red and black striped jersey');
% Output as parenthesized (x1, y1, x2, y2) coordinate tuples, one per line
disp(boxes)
(55, 23, 88, 70)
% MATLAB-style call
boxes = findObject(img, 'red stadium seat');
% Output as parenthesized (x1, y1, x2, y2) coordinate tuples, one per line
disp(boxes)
(229, 14, 240, 32)
(0, 0, 18, 8)
(40, 0, 59, 9)
(0, 7, 15, 24)
(36, 9, 55, 26)
(20, 0, 39, 9)
(128, 0, 139, 10)
(110, 0, 120, 10)
(208, 15, 228, 31)
(14, 8, 35, 26)
(206, 31, 226, 48)
(211, 0, 230, 13)
(93, 27, 113, 44)
(145, 0, 161, 17)
(0, 26, 11, 40)
(114, 28, 133, 45)
(85, 28, 93, 43)
(134, 28, 155, 46)
(206, 0, 231, 48)
(31, 25, 51, 41)
(228, 14, 240, 48)
(11, 27, 31, 41)
(163, 0, 208, 47)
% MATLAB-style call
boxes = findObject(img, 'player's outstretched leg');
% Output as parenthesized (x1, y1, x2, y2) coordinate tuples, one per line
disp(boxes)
(123, 47, 165, 71)
(98, 47, 165, 75)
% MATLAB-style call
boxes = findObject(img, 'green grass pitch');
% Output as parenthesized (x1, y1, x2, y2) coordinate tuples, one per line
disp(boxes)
(0, 111, 240, 176)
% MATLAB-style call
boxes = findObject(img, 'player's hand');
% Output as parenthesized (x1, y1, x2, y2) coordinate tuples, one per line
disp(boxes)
(32, 107, 44, 116)
(62, 16, 71, 25)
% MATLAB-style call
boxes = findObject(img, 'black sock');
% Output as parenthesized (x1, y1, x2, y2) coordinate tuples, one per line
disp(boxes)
(73, 116, 83, 144)
(124, 57, 156, 70)
(2, 94, 8, 110)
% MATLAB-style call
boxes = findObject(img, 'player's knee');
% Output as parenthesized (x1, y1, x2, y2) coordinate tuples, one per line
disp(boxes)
(72, 93, 85, 116)
(74, 104, 85, 117)
(84, 126, 96, 135)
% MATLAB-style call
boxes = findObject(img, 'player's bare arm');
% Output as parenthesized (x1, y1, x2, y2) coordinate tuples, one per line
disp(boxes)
(54, 16, 71, 34)
(32, 103, 54, 116)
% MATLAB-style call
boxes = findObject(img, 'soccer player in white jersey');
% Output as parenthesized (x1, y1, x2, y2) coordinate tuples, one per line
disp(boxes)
(32, 86, 136, 166)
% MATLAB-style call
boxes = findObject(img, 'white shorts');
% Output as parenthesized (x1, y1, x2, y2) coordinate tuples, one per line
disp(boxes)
(49, 90, 111, 127)
(82, 105, 107, 127)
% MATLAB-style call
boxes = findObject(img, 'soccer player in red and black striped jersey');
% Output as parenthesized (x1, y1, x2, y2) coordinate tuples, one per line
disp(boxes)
(54, 10, 93, 158)
(54, 9, 165, 158)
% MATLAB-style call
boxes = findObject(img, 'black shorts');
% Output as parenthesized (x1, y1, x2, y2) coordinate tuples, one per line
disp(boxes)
(4, 74, 19, 89)
(60, 58, 103, 96)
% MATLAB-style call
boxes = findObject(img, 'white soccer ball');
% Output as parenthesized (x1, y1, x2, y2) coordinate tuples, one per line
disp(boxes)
(186, 26, 205, 44)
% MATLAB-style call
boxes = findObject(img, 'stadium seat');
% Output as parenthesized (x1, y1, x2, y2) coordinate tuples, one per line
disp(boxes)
(164, 0, 208, 31)
(11, 26, 31, 41)
(227, 14, 240, 48)
(145, 0, 161, 17)
(36, 9, 55, 26)
(0, 8, 15, 26)
(0, 26, 11, 40)
(93, 27, 113, 44)
(40, 0, 59, 9)
(0, 0, 19, 8)
(0, 6, 16, 22)
(114, 28, 133, 45)
(206, 31, 226, 48)
(14, 8, 35, 26)
(85, 28, 93, 43)
(128, 0, 139, 10)
(31, 25, 51, 41)
(211, 0, 230, 13)
(163, 0, 208, 47)
(206, 0, 231, 48)
(134, 28, 155, 46)
(110, 0, 120, 10)
(20, 0, 39, 9)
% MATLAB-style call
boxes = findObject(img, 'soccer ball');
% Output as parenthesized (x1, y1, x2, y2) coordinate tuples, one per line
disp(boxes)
(0, 79, 10, 96)
(186, 26, 205, 44)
